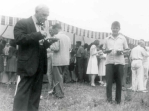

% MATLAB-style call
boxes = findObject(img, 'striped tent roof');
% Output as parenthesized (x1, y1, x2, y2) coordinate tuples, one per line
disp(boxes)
(0, 15, 149, 47)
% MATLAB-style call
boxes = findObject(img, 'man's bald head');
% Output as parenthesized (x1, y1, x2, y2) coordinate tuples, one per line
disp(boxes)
(35, 4, 49, 23)
(35, 4, 49, 13)
(138, 39, 145, 47)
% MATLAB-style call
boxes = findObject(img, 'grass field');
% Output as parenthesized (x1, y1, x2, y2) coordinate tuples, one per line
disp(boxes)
(0, 82, 149, 111)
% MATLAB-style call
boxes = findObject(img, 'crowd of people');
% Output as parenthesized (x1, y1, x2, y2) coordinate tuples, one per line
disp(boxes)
(0, 39, 17, 85)
(0, 4, 149, 111)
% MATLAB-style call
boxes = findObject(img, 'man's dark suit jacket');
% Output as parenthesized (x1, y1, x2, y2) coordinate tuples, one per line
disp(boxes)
(14, 17, 51, 76)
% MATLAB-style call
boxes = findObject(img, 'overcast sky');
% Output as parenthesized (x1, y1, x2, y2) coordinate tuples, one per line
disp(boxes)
(0, 0, 149, 40)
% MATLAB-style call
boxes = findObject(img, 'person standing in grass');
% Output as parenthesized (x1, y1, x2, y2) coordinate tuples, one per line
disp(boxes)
(69, 48, 77, 82)
(50, 23, 71, 98)
(122, 49, 131, 89)
(86, 40, 101, 87)
(0, 42, 10, 84)
(46, 27, 57, 94)
(83, 43, 89, 83)
(103, 21, 129, 104)
(76, 41, 85, 82)
(13, 4, 58, 111)
(5, 40, 17, 84)
(0, 40, 6, 80)
(98, 44, 106, 86)
(129, 40, 149, 92)
(142, 46, 149, 92)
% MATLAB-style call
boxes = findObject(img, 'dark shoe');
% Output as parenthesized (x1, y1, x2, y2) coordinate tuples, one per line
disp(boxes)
(55, 95, 64, 99)
(115, 100, 121, 104)
(48, 90, 53, 94)
(106, 99, 112, 104)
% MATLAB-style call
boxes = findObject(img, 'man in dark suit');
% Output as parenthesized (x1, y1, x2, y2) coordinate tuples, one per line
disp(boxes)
(13, 4, 57, 111)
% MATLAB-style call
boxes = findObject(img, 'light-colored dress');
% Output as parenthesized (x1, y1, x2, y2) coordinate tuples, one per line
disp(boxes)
(98, 53, 106, 76)
(86, 45, 98, 74)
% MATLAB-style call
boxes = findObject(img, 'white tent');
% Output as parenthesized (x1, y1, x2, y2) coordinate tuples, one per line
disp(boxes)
(0, 25, 14, 39)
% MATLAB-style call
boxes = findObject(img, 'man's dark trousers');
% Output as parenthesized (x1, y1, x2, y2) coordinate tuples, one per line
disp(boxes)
(13, 47, 45, 111)
(76, 57, 84, 82)
(83, 58, 89, 82)
(106, 64, 124, 104)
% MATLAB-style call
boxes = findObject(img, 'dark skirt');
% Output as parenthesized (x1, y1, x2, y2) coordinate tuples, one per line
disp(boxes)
(6, 56, 17, 72)
(0, 55, 4, 72)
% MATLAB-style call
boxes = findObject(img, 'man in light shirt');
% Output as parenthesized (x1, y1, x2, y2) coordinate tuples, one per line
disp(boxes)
(142, 47, 149, 92)
(50, 24, 71, 98)
(103, 21, 129, 104)
(129, 39, 149, 92)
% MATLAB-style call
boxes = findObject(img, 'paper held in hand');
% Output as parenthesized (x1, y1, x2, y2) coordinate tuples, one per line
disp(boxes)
(45, 37, 59, 42)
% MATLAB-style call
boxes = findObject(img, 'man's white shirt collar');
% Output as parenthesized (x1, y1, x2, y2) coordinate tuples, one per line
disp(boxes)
(108, 34, 123, 40)
(32, 15, 38, 25)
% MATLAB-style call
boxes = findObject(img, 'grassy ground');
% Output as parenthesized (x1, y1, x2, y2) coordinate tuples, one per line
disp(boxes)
(0, 82, 149, 111)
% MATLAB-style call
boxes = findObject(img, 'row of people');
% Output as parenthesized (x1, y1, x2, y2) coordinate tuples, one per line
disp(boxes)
(45, 22, 135, 105)
(47, 21, 133, 105)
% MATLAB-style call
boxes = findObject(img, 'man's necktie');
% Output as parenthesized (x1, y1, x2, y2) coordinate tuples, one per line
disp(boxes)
(36, 22, 46, 45)
(36, 22, 44, 26)
(36, 22, 44, 30)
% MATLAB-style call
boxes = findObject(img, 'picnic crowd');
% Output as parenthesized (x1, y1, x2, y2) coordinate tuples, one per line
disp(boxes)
(0, 4, 149, 111)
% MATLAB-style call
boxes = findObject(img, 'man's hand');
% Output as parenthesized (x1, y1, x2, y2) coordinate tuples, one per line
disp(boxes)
(117, 50, 123, 55)
(45, 37, 59, 41)
(144, 74, 148, 80)
(104, 49, 112, 54)
(98, 50, 103, 55)
(40, 31, 47, 37)
(46, 38, 59, 44)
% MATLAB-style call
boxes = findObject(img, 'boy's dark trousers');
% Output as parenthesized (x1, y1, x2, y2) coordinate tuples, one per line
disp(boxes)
(106, 64, 124, 104)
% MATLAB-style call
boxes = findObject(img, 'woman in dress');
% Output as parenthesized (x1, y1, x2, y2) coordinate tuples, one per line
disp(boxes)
(86, 40, 101, 86)
(5, 40, 17, 84)
(98, 44, 106, 86)
(1, 42, 10, 83)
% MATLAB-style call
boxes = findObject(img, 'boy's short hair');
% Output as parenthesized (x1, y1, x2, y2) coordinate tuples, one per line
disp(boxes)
(52, 23, 61, 29)
(76, 41, 81, 45)
(99, 44, 103, 49)
(140, 39, 144, 41)
(84, 43, 88, 48)
(138, 39, 145, 45)
(111, 21, 120, 28)
(93, 40, 99, 46)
